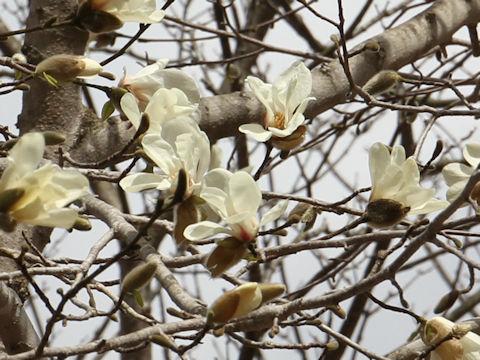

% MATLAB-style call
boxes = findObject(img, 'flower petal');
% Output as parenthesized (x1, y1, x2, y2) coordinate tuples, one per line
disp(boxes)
(239, 123, 272, 142)
(229, 171, 261, 216)
(464, 143, 480, 168)
(260, 200, 288, 226)
(119, 173, 169, 192)
(183, 221, 231, 240)
(442, 163, 473, 186)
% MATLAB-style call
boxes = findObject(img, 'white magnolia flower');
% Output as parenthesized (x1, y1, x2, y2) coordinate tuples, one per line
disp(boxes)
(120, 87, 198, 134)
(119, 59, 200, 111)
(85, 0, 165, 24)
(119, 117, 210, 198)
(442, 143, 480, 203)
(239, 61, 315, 143)
(184, 169, 288, 242)
(366, 143, 448, 227)
(0, 133, 89, 228)
(422, 317, 480, 360)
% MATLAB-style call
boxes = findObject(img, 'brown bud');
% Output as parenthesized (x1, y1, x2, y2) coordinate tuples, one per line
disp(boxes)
(434, 290, 460, 314)
(121, 259, 158, 294)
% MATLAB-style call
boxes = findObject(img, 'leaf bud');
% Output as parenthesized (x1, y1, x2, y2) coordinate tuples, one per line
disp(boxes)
(325, 341, 339, 351)
(327, 304, 346, 319)
(362, 70, 403, 95)
(71, 216, 92, 231)
(121, 259, 158, 294)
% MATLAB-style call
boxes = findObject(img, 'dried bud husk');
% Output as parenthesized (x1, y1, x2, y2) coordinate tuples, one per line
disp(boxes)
(206, 238, 248, 277)
(287, 202, 319, 230)
(325, 341, 339, 351)
(365, 199, 410, 228)
(208, 283, 263, 324)
(35, 55, 103, 82)
(72, 216, 92, 231)
(42, 131, 66, 145)
(0, 213, 17, 232)
(258, 283, 285, 305)
(173, 168, 188, 204)
(271, 125, 307, 151)
(121, 259, 158, 294)
(75, 1, 124, 33)
(362, 70, 403, 95)
(174, 196, 199, 244)
(434, 290, 460, 314)
(0, 188, 24, 213)
(327, 304, 346, 319)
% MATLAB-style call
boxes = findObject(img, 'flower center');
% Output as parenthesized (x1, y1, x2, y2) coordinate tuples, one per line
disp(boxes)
(266, 112, 286, 130)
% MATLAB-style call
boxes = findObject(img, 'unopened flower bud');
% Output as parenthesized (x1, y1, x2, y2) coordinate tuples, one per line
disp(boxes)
(271, 125, 307, 151)
(208, 282, 263, 324)
(35, 55, 103, 82)
(362, 70, 403, 95)
(258, 283, 285, 305)
(365, 198, 410, 228)
(434, 290, 460, 314)
(121, 259, 158, 294)
(42, 131, 66, 145)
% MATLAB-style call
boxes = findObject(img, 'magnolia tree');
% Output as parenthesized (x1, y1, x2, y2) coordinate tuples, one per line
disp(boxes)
(2, 0, 480, 359)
